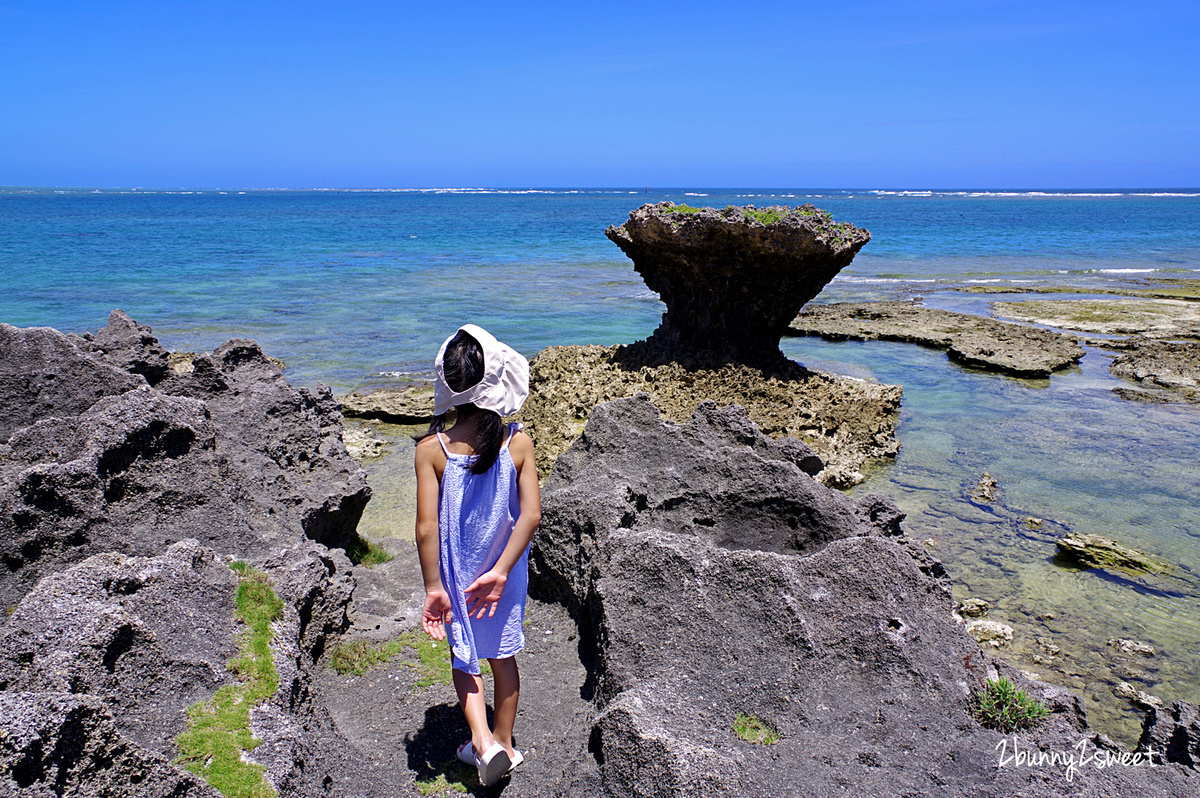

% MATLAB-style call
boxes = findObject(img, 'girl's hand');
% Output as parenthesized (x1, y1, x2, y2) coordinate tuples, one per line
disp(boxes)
(422, 590, 452, 640)
(464, 570, 507, 619)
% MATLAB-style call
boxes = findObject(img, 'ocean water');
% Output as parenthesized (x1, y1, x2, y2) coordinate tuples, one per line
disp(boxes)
(3, 187, 1199, 743)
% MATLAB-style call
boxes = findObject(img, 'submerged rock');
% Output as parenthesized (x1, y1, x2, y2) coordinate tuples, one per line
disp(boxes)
(1055, 533, 1170, 575)
(790, 301, 1086, 378)
(966, 619, 1014, 648)
(1108, 638, 1157, 657)
(516, 344, 901, 488)
(958, 598, 990, 618)
(606, 202, 870, 368)
(971, 472, 1000, 503)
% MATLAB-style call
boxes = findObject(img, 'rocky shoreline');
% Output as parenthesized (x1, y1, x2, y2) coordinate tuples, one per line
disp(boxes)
(2, 312, 1198, 797)
(790, 292, 1200, 403)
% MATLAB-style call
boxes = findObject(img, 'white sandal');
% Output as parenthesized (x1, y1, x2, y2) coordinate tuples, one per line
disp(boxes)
(457, 741, 523, 777)
(475, 741, 512, 786)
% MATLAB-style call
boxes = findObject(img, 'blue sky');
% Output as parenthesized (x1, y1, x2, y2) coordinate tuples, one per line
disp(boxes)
(2, 0, 1196, 188)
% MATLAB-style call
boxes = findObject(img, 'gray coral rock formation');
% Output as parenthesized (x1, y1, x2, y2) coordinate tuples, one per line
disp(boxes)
(1106, 337, 1200, 403)
(533, 395, 1198, 797)
(606, 202, 870, 367)
(0, 321, 144, 443)
(790, 301, 1087, 378)
(70, 309, 174, 387)
(515, 344, 902, 488)
(0, 313, 370, 608)
(0, 541, 242, 755)
(0, 539, 361, 798)
(0, 690, 221, 798)
(1140, 700, 1200, 767)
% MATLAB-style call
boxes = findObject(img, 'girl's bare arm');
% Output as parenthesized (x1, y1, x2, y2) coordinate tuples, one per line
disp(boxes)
(414, 436, 451, 638)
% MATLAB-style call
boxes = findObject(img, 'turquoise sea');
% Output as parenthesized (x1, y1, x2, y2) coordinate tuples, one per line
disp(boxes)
(3, 187, 1199, 743)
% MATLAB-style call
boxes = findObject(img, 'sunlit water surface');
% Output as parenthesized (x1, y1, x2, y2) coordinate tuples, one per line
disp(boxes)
(4, 187, 1199, 743)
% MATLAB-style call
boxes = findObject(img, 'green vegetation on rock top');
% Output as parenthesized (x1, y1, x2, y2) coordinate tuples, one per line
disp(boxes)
(974, 677, 1050, 732)
(175, 565, 284, 798)
(733, 712, 780, 744)
(661, 203, 837, 227)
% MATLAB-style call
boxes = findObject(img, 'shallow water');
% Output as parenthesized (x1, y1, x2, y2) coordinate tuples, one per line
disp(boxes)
(781, 331, 1200, 744)
(4, 187, 1199, 744)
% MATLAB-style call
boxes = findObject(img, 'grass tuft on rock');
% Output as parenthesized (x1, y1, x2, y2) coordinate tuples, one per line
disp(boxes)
(974, 677, 1050, 732)
(733, 712, 780, 745)
(414, 761, 474, 795)
(345, 535, 395, 567)
(175, 564, 284, 798)
(741, 207, 788, 225)
(329, 628, 488, 686)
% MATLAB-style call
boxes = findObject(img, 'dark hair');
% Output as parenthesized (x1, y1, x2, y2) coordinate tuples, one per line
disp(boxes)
(423, 329, 504, 474)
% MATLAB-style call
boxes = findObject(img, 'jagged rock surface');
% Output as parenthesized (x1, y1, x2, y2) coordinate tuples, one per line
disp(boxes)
(0, 538, 367, 798)
(606, 202, 870, 367)
(1140, 700, 1200, 767)
(516, 344, 901, 488)
(0, 322, 144, 444)
(0, 690, 220, 798)
(1106, 337, 1200, 403)
(0, 315, 371, 608)
(0, 541, 242, 755)
(69, 309, 174, 386)
(790, 301, 1086, 378)
(533, 396, 1198, 797)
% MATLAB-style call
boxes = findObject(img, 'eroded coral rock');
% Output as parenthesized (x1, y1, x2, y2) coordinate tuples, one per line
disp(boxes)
(70, 309, 173, 386)
(339, 383, 435, 424)
(0, 691, 220, 798)
(0, 317, 371, 607)
(966, 619, 1014, 648)
(516, 345, 900, 487)
(790, 301, 1086, 378)
(606, 202, 870, 368)
(531, 394, 1198, 796)
(1139, 700, 1200, 766)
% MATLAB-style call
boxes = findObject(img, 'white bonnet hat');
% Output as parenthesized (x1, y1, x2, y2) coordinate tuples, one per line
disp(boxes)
(433, 324, 529, 417)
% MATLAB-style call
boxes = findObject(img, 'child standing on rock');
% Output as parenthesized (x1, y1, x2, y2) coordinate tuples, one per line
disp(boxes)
(414, 324, 540, 787)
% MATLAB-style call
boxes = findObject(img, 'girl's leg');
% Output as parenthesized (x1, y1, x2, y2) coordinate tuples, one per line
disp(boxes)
(487, 656, 520, 756)
(452, 668, 495, 755)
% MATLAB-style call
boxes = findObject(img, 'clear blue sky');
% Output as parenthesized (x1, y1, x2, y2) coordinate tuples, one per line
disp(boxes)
(2, 0, 1196, 188)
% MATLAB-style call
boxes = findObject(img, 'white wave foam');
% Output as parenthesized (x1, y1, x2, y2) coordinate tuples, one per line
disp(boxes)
(1091, 268, 1157, 274)
(868, 189, 1200, 199)
(834, 276, 938, 283)
(683, 192, 708, 196)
